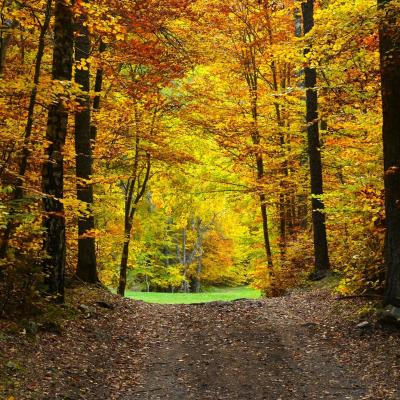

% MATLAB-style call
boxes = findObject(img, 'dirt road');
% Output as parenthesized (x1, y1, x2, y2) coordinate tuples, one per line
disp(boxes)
(129, 299, 366, 400)
(2, 290, 400, 399)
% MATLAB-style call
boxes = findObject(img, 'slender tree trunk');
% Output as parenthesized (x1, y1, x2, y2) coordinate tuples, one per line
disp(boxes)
(118, 224, 131, 296)
(181, 227, 189, 292)
(0, 34, 10, 76)
(90, 41, 106, 142)
(118, 153, 151, 296)
(288, 194, 296, 232)
(17, 0, 53, 189)
(302, 0, 330, 278)
(259, 188, 273, 268)
(273, 101, 288, 256)
(194, 261, 202, 293)
(145, 257, 151, 293)
(74, 4, 98, 283)
(0, 0, 53, 258)
(279, 193, 286, 255)
(269, 21, 289, 257)
(0, 20, 14, 76)
(242, 20, 274, 269)
(193, 217, 203, 293)
(42, 0, 74, 302)
(297, 194, 309, 229)
(379, 0, 400, 306)
(294, 6, 309, 233)
(251, 93, 273, 269)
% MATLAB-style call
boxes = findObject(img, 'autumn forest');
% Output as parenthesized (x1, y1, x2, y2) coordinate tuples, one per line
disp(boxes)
(1, 0, 398, 303)
(1, 0, 400, 397)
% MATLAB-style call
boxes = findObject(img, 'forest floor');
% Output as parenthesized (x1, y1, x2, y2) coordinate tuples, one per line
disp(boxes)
(1, 287, 400, 399)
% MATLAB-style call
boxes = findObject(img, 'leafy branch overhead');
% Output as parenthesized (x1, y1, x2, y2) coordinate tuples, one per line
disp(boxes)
(0, 0, 398, 309)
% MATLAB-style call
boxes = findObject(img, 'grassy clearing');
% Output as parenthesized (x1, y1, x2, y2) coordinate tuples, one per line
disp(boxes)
(123, 286, 262, 304)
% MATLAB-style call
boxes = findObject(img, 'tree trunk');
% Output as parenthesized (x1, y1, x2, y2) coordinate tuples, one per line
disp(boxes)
(90, 41, 106, 142)
(279, 192, 286, 256)
(0, 19, 15, 76)
(74, 4, 98, 283)
(193, 218, 203, 293)
(181, 227, 189, 292)
(252, 95, 273, 269)
(302, 0, 330, 278)
(118, 152, 151, 296)
(273, 101, 288, 256)
(379, 0, 400, 306)
(242, 19, 274, 270)
(259, 191, 273, 268)
(118, 226, 131, 297)
(42, 0, 74, 302)
(17, 0, 53, 191)
(0, 0, 53, 258)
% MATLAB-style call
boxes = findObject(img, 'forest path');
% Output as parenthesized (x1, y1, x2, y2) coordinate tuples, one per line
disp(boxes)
(3, 289, 400, 399)
(129, 297, 366, 400)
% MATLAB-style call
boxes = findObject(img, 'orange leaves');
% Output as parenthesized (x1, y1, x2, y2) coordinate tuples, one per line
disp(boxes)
(362, 32, 378, 50)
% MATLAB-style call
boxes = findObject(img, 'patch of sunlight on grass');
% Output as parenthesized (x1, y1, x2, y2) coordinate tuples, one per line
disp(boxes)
(122, 286, 261, 304)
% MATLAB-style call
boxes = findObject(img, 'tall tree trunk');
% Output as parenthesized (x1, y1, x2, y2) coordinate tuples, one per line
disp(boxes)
(74, 4, 98, 283)
(193, 217, 203, 293)
(42, 0, 74, 302)
(0, 19, 14, 76)
(242, 18, 274, 269)
(90, 41, 106, 142)
(181, 227, 189, 292)
(379, 0, 400, 306)
(279, 193, 286, 256)
(302, 0, 330, 278)
(118, 152, 151, 296)
(259, 184, 273, 268)
(251, 92, 274, 269)
(118, 224, 131, 296)
(268, 9, 289, 259)
(273, 97, 289, 257)
(0, 0, 53, 258)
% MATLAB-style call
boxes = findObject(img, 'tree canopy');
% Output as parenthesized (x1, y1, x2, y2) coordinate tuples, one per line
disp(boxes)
(0, 0, 399, 309)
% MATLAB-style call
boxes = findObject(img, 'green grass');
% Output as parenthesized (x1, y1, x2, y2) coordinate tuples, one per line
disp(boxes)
(123, 286, 262, 304)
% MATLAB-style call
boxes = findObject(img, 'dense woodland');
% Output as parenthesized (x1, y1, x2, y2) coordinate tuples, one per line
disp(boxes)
(0, 0, 400, 312)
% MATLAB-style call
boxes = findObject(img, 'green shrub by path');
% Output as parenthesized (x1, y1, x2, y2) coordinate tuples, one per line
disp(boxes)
(122, 286, 261, 304)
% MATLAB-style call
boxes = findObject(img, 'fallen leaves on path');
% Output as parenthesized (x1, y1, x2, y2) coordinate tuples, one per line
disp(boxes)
(1, 288, 400, 399)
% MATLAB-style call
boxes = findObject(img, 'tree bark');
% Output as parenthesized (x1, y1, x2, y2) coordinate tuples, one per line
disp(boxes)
(302, 0, 330, 278)
(251, 90, 273, 269)
(379, 0, 400, 306)
(90, 41, 106, 142)
(118, 152, 151, 296)
(42, 0, 74, 302)
(0, 19, 15, 76)
(118, 225, 131, 296)
(74, 4, 98, 283)
(241, 18, 274, 269)
(259, 187, 273, 268)
(267, 8, 288, 259)
(193, 218, 203, 293)
(180, 227, 190, 292)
